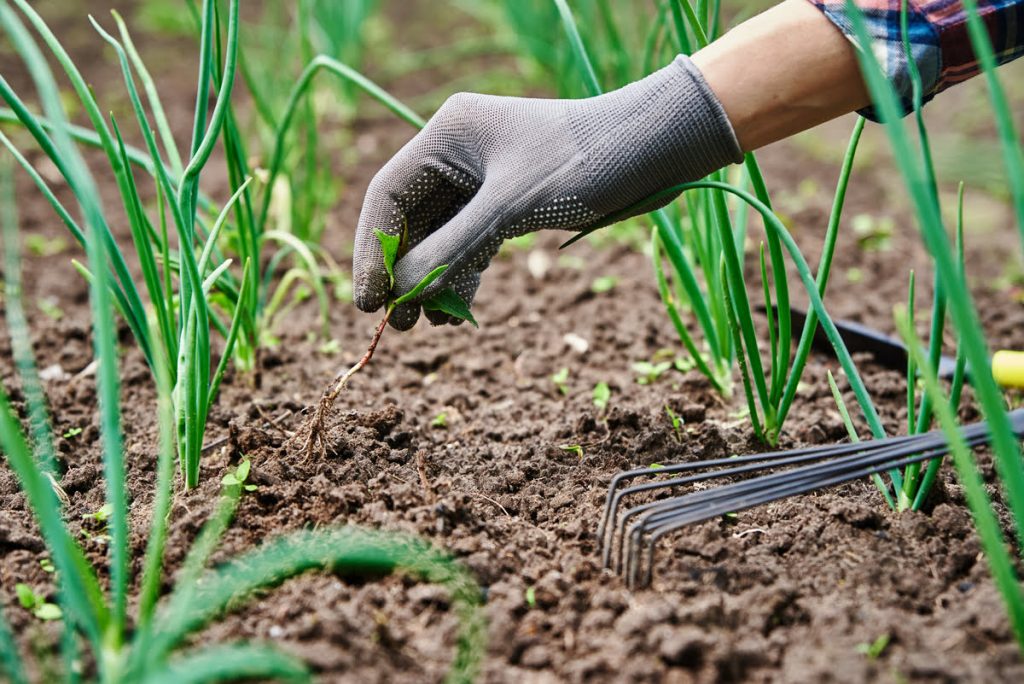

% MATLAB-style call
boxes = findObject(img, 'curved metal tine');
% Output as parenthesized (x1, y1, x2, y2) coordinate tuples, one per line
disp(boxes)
(635, 445, 958, 587)
(598, 449, 841, 548)
(598, 446, 860, 565)
(600, 438, 916, 514)
(632, 419, 1006, 586)
(605, 438, 914, 571)
(615, 430, 953, 571)
(1009, 408, 1024, 436)
(599, 431, 925, 555)
(621, 431, 973, 582)
(620, 416, 1001, 585)
(629, 417, 997, 538)
(599, 434, 930, 565)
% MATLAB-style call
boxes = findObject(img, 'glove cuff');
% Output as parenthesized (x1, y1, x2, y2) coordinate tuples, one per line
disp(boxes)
(670, 54, 745, 170)
(569, 54, 744, 217)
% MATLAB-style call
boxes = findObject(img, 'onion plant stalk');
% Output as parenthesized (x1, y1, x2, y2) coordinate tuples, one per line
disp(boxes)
(844, 0, 1024, 648)
(845, 0, 1024, 547)
(0, 1, 247, 487)
(0, 131, 484, 684)
(553, 0, 867, 445)
(897, 309, 1024, 650)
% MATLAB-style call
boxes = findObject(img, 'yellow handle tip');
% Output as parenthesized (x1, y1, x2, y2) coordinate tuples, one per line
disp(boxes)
(993, 350, 1024, 389)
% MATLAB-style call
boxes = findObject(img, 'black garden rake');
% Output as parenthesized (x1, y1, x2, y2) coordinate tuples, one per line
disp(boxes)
(598, 408, 1024, 588)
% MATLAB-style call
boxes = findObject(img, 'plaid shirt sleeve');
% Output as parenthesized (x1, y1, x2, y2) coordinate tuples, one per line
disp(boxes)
(807, 0, 1024, 119)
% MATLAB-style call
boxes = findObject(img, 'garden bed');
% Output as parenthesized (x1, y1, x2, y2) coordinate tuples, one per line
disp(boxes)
(2, 1, 1024, 682)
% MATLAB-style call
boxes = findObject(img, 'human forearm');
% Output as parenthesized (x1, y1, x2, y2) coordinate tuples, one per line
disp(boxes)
(692, 0, 870, 151)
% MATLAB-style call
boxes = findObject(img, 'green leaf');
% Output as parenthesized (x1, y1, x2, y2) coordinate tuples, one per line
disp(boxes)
(14, 584, 34, 610)
(592, 382, 610, 410)
(422, 288, 478, 327)
(590, 275, 617, 293)
(33, 603, 62, 621)
(235, 459, 251, 482)
(856, 633, 890, 660)
(559, 444, 584, 459)
(394, 265, 449, 305)
(551, 367, 570, 395)
(221, 474, 239, 487)
(374, 229, 400, 289)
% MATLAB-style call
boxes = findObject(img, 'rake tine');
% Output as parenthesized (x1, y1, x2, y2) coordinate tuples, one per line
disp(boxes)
(611, 431, 961, 573)
(598, 433, 926, 561)
(623, 418, 1010, 587)
(632, 431, 965, 537)
(600, 434, 930, 567)
(633, 443, 961, 587)
(608, 410, 1024, 587)
(599, 437, 912, 535)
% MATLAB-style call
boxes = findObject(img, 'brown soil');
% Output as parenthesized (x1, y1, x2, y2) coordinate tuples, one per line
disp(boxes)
(2, 1, 1024, 683)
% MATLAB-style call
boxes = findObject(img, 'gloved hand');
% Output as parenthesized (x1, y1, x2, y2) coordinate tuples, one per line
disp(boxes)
(352, 54, 743, 330)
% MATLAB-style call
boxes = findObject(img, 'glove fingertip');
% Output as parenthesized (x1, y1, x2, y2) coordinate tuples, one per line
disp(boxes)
(353, 270, 391, 314)
(388, 301, 421, 331)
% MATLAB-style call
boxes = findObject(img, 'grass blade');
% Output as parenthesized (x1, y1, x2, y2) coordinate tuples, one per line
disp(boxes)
(845, 0, 1024, 547)
(1, 158, 57, 476)
(0, 602, 26, 684)
(149, 527, 485, 683)
(144, 643, 309, 684)
(960, 0, 1024, 246)
(110, 10, 183, 177)
(652, 228, 725, 392)
(776, 117, 865, 429)
(896, 308, 1024, 648)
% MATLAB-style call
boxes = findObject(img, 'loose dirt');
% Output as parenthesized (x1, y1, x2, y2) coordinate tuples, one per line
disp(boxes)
(2, 1, 1024, 683)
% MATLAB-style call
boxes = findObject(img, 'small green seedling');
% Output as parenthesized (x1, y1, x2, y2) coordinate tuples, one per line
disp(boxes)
(633, 360, 672, 385)
(221, 458, 257, 492)
(431, 412, 447, 429)
(856, 633, 891, 660)
(36, 297, 63, 321)
(24, 233, 67, 257)
(852, 213, 894, 252)
(83, 503, 112, 525)
(39, 558, 55, 573)
(62, 426, 82, 439)
(16, 583, 62, 621)
(559, 444, 584, 459)
(318, 339, 341, 356)
(303, 230, 478, 457)
(664, 404, 683, 442)
(80, 503, 113, 544)
(649, 463, 664, 470)
(590, 275, 618, 293)
(551, 367, 570, 396)
(525, 586, 537, 609)
(592, 382, 610, 411)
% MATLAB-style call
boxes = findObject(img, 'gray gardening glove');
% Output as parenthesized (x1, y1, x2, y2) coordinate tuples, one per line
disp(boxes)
(353, 54, 743, 330)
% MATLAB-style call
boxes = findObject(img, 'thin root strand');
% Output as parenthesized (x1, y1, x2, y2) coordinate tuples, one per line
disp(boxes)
(299, 307, 394, 459)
